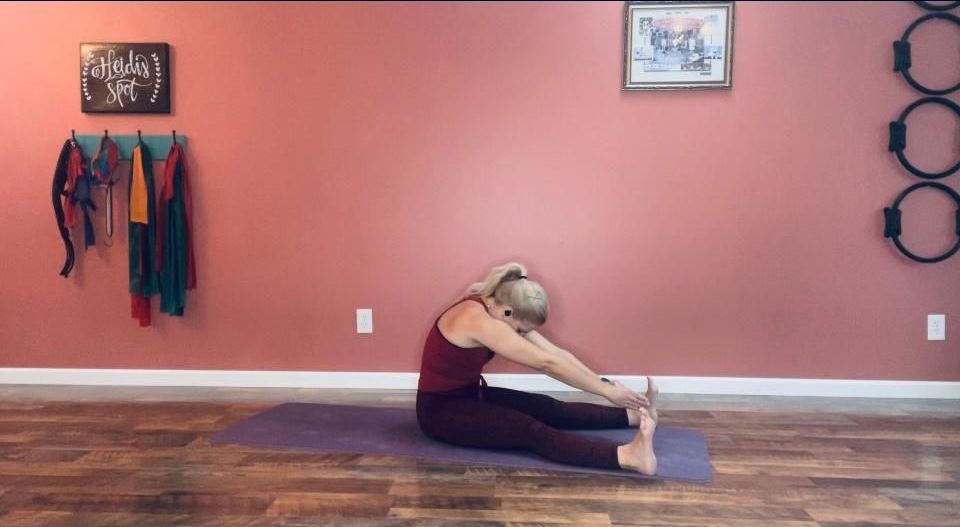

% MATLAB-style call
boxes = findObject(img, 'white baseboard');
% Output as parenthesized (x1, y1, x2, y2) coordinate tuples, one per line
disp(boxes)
(0, 368, 957, 399)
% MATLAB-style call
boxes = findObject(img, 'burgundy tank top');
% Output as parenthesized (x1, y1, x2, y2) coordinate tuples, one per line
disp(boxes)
(417, 296, 495, 393)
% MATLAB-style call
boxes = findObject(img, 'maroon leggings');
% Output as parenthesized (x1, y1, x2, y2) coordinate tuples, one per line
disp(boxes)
(416, 383, 629, 470)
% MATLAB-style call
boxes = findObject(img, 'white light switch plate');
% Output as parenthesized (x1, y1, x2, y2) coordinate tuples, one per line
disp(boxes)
(928, 314, 945, 341)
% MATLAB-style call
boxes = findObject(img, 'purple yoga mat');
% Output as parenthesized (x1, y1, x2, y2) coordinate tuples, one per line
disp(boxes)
(211, 402, 712, 482)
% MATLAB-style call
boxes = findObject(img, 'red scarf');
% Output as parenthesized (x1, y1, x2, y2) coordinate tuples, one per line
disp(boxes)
(63, 147, 86, 229)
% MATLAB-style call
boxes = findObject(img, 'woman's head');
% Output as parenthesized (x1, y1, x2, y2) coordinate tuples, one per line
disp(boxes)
(465, 262, 549, 327)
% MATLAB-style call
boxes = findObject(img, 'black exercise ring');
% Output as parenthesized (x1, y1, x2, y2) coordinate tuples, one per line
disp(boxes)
(888, 97, 960, 179)
(893, 12, 960, 95)
(914, 1, 960, 11)
(884, 181, 960, 263)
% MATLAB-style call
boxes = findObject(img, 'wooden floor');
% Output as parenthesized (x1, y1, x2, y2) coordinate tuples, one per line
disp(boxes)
(0, 386, 957, 527)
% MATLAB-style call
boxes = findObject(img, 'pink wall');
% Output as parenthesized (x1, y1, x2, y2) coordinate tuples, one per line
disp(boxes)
(1, 2, 957, 380)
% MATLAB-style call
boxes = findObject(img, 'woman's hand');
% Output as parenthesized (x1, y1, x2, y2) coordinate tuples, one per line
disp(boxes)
(604, 379, 650, 410)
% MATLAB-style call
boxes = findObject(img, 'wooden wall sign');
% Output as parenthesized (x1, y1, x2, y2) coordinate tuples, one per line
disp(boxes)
(81, 42, 170, 113)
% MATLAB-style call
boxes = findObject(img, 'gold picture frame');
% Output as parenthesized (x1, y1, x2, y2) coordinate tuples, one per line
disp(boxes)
(623, 1, 735, 90)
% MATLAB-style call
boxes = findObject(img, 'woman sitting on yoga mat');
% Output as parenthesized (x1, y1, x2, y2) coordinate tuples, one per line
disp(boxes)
(416, 262, 659, 475)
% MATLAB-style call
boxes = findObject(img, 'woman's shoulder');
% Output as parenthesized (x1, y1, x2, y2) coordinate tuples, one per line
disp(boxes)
(437, 296, 488, 347)
(462, 294, 486, 308)
(438, 295, 487, 327)
(443, 295, 486, 320)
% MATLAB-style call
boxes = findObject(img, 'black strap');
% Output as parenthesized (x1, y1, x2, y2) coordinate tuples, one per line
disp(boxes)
(888, 97, 960, 179)
(883, 208, 902, 238)
(51, 139, 75, 278)
(892, 40, 911, 72)
(887, 122, 906, 152)
(894, 13, 960, 95)
(913, 1, 960, 11)
(884, 181, 960, 263)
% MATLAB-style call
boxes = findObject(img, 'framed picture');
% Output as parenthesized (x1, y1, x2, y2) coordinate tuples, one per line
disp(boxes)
(623, 1, 735, 90)
(81, 42, 171, 113)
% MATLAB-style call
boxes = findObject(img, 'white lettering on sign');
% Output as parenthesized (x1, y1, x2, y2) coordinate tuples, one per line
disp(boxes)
(84, 48, 162, 109)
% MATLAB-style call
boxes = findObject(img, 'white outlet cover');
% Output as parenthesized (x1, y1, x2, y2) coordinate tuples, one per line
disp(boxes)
(928, 314, 945, 341)
(357, 308, 373, 334)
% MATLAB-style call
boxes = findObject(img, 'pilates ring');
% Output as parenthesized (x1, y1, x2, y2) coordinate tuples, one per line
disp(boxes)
(884, 181, 960, 263)
(888, 97, 960, 179)
(914, 1, 960, 11)
(893, 13, 960, 95)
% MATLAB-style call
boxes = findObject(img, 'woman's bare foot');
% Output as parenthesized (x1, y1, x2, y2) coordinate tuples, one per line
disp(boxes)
(617, 409, 657, 475)
(626, 376, 659, 426)
(645, 376, 659, 424)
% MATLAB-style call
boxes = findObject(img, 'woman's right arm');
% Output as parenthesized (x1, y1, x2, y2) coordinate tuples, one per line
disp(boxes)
(465, 313, 648, 409)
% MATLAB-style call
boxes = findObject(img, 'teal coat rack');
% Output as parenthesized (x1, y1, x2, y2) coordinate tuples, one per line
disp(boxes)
(74, 131, 188, 160)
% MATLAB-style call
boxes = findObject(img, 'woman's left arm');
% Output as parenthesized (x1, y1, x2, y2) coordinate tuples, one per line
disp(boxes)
(525, 330, 601, 379)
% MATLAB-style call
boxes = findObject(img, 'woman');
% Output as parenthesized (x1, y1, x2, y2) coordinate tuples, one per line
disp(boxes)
(416, 262, 659, 475)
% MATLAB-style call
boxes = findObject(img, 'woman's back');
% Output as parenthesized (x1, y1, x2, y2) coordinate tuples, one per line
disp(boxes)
(417, 296, 495, 393)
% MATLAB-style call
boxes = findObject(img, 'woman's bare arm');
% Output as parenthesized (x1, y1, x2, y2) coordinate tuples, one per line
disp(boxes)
(525, 330, 600, 380)
(462, 312, 647, 408)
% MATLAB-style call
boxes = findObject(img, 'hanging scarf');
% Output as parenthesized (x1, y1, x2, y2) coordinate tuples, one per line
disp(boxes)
(156, 142, 196, 316)
(51, 139, 75, 278)
(129, 141, 159, 327)
(63, 143, 96, 249)
(91, 135, 119, 243)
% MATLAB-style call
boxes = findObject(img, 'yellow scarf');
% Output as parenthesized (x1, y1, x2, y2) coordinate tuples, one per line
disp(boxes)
(129, 145, 149, 224)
